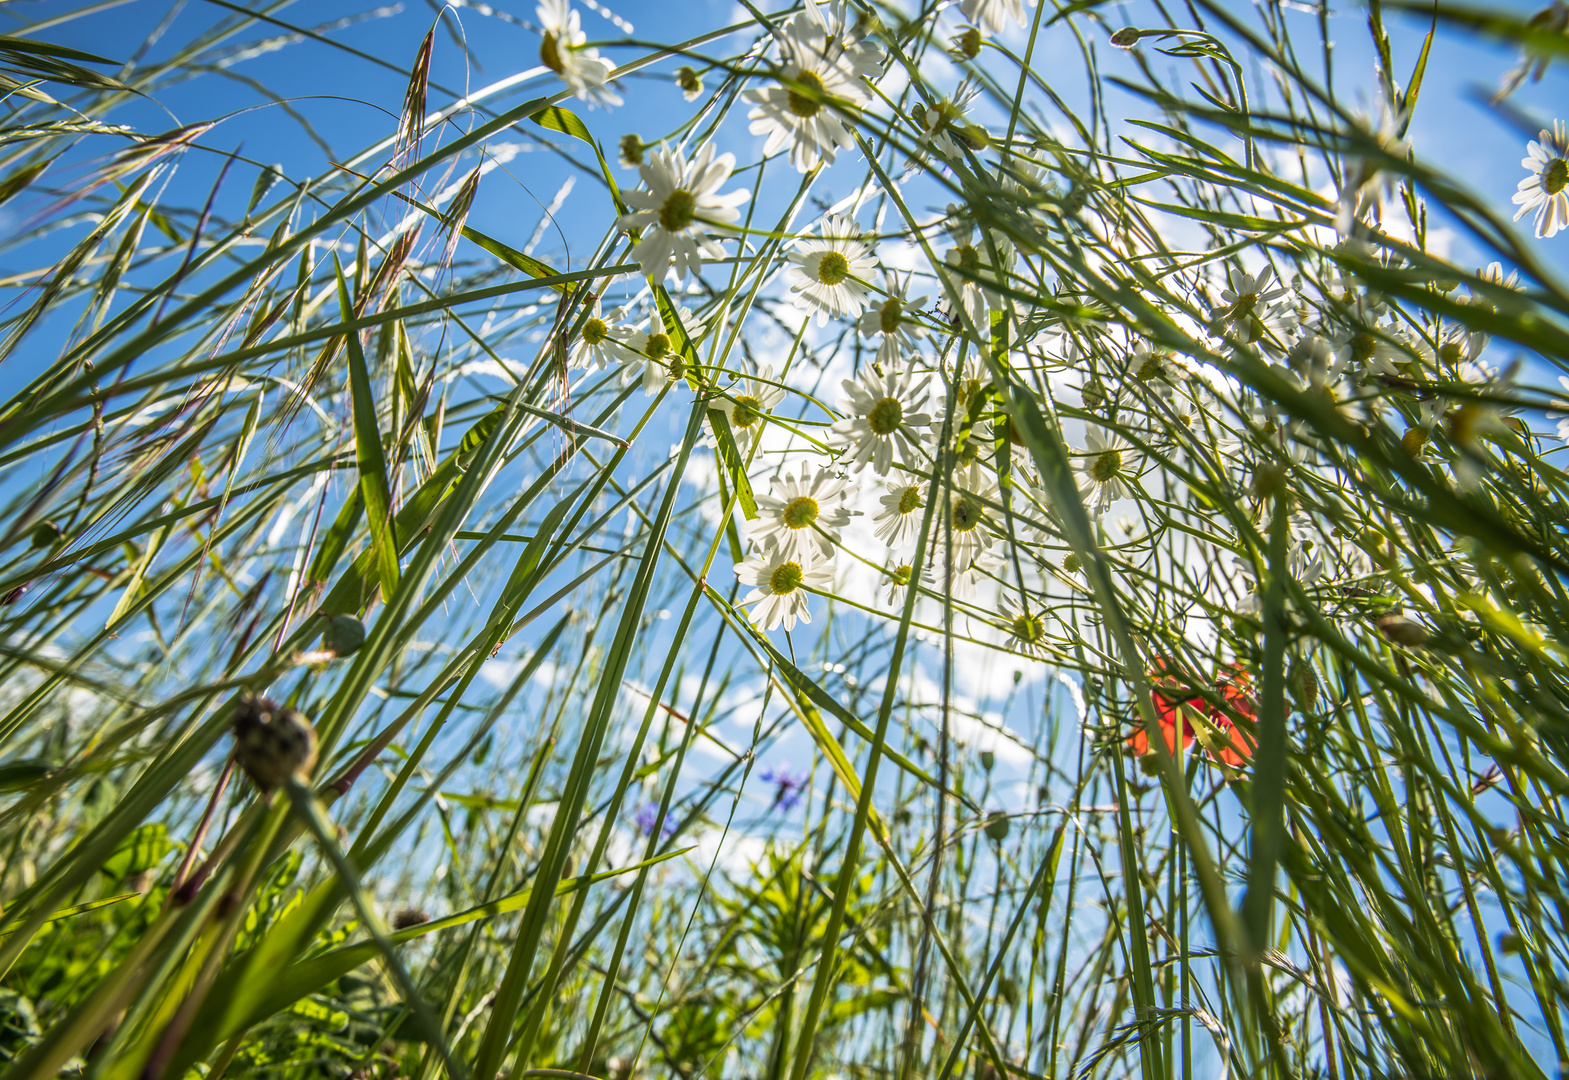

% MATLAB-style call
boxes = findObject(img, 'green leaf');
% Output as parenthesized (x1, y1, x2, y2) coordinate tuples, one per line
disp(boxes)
(194, 852, 686, 1051)
(99, 824, 174, 880)
(336, 258, 400, 599)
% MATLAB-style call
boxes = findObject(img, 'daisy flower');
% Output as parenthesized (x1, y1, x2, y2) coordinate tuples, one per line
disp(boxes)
(1324, 317, 1406, 380)
(879, 559, 921, 607)
(830, 369, 933, 475)
(752, 463, 859, 563)
(874, 480, 925, 547)
(858, 282, 928, 366)
(620, 308, 707, 393)
(1210, 265, 1290, 345)
(744, 7, 875, 173)
(944, 217, 1014, 326)
(941, 464, 999, 572)
(617, 143, 749, 282)
(571, 304, 635, 371)
(910, 82, 983, 167)
(1000, 595, 1052, 658)
(709, 365, 786, 453)
(1076, 425, 1134, 517)
(927, 544, 999, 600)
(537, 0, 621, 109)
(736, 546, 834, 631)
(1126, 348, 1185, 384)
(961, 0, 1030, 33)
(1513, 121, 1569, 239)
(788, 215, 877, 324)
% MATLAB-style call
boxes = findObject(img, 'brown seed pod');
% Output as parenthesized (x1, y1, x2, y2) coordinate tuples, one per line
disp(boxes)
(391, 908, 431, 930)
(233, 693, 318, 790)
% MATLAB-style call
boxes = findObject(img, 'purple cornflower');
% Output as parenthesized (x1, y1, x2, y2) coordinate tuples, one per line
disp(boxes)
(759, 764, 808, 812)
(634, 801, 676, 839)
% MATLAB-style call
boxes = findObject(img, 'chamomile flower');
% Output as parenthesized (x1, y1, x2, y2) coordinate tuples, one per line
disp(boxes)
(879, 559, 922, 607)
(1551, 375, 1569, 441)
(910, 82, 983, 167)
(571, 305, 635, 371)
(744, 8, 874, 172)
(617, 143, 749, 282)
(1211, 265, 1290, 345)
(710, 365, 786, 453)
(874, 480, 926, 547)
(1000, 595, 1052, 658)
(752, 464, 859, 563)
(788, 215, 878, 323)
(830, 370, 933, 475)
(1076, 425, 1134, 517)
(1324, 316, 1406, 380)
(537, 0, 621, 109)
(620, 308, 707, 393)
(858, 283, 928, 366)
(941, 464, 999, 571)
(961, 0, 1030, 33)
(1514, 121, 1569, 239)
(736, 547, 834, 631)
(944, 218, 1014, 326)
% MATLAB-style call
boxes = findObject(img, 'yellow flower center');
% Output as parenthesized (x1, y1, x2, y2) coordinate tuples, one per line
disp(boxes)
(1090, 449, 1122, 483)
(951, 495, 982, 532)
(1348, 331, 1376, 364)
(816, 251, 851, 286)
(868, 396, 903, 435)
(782, 496, 820, 529)
(1545, 157, 1569, 196)
(955, 243, 980, 274)
(1135, 352, 1168, 380)
(1010, 611, 1047, 644)
(897, 484, 923, 514)
(582, 318, 609, 345)
(769, 560, 805, 594)
(732, 394, 761, 429)
(660, 190, 697, 232)
(787, 68, 827, 118)
(879, 298, 903, 334)
(644, 332, 671, 360)
(889, 563, 913, 587)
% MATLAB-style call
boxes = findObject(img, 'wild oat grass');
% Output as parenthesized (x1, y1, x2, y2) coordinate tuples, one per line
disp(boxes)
(1, 1, 1568, 1078)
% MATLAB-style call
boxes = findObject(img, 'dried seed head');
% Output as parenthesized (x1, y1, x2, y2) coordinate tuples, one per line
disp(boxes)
(391, 908, 431, 930)
(233, 694, 318, 790)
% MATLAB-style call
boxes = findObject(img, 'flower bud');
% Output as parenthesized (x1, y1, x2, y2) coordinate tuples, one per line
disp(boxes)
(676, 65, 703, 100)
(952, 27, 983, 59)
(1110, 27, 1142, 47)
(983, 810, 1010, 841)
(30, 521, 62, 550)
(619, 133, 645, 168)
(1376, 614, 1429, 647)
(320, 614, 366, 657)
(233, 694, 318, 790)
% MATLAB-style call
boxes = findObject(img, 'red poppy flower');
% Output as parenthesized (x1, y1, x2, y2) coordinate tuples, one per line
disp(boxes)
(1129, 663, 1197, 757)
(1209, 665, 1257, 767)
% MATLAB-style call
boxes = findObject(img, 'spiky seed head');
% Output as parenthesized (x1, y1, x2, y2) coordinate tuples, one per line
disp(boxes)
(233, 694, 318, 790)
